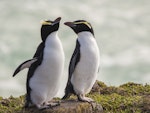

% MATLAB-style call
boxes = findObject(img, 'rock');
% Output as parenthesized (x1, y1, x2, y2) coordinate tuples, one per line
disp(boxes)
(22, 100, 103, 113)
(140, 95, 150, 113)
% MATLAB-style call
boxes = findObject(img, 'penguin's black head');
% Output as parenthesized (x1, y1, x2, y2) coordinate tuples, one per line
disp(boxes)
(41, 17, 61, 41)
(64, 20, 94, 36)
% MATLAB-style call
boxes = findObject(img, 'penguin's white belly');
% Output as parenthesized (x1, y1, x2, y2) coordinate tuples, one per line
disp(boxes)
(71, 33, 99, 95)
(29, 34, 64, 103)
(31, 51, 63, 98)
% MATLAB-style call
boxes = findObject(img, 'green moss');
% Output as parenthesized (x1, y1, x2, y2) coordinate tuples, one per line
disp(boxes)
(88, 81, 150, 113)
(0, 81, 150, 113)
(89, 93, 142, 113)
(0, 95, 24, 113)
(119, 82, 150, 96)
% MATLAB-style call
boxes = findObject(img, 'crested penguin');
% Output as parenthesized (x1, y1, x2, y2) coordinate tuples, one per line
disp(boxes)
(13, 17, 65, 109)
(62, 20, 100, 102)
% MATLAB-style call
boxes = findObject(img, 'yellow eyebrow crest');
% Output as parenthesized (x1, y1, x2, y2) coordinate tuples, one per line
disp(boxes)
(40, 20, 52, 25)
(74, 21, 92, 29)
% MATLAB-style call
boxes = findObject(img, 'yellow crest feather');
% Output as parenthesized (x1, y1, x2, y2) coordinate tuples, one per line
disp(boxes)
(40, 20, 52, 25)
(74, 21, 91, 28)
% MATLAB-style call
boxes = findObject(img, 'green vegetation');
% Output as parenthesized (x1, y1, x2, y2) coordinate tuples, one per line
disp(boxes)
(89, 81, 150, 113)
(0, 81, 150, 113)
(0, 96, 24, 113)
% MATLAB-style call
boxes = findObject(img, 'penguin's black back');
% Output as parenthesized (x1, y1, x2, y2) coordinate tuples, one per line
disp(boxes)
(25, 42, 45, 107)
(62, 40, 80, 99)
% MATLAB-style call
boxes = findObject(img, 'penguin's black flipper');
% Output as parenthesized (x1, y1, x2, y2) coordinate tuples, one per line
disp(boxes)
(12, 58, 38, 77)
(62, 40, 80, 99)
(25, 42, 45, 105)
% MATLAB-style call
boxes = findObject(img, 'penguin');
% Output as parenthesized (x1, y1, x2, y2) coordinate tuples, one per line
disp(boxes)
(13, 17, 65, 109)
(62, 20, 100, 102)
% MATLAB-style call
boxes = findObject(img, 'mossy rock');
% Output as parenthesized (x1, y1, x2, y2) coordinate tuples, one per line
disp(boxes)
(0, 81, 150, 113)
(0, 96, 103, 113)
(139, 95, 150, 113)
(90, 81, 150, 113)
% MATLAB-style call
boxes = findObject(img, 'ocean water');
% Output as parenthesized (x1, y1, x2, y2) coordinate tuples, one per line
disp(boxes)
(0, 0, 150, 97)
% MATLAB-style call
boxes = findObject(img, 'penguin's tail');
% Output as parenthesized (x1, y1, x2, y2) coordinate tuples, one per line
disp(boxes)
(24, 93, 33, 108)
(62, 81, 74, 100)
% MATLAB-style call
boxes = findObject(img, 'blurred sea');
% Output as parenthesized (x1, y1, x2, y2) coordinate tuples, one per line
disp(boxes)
(0, 0, 150, 97)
